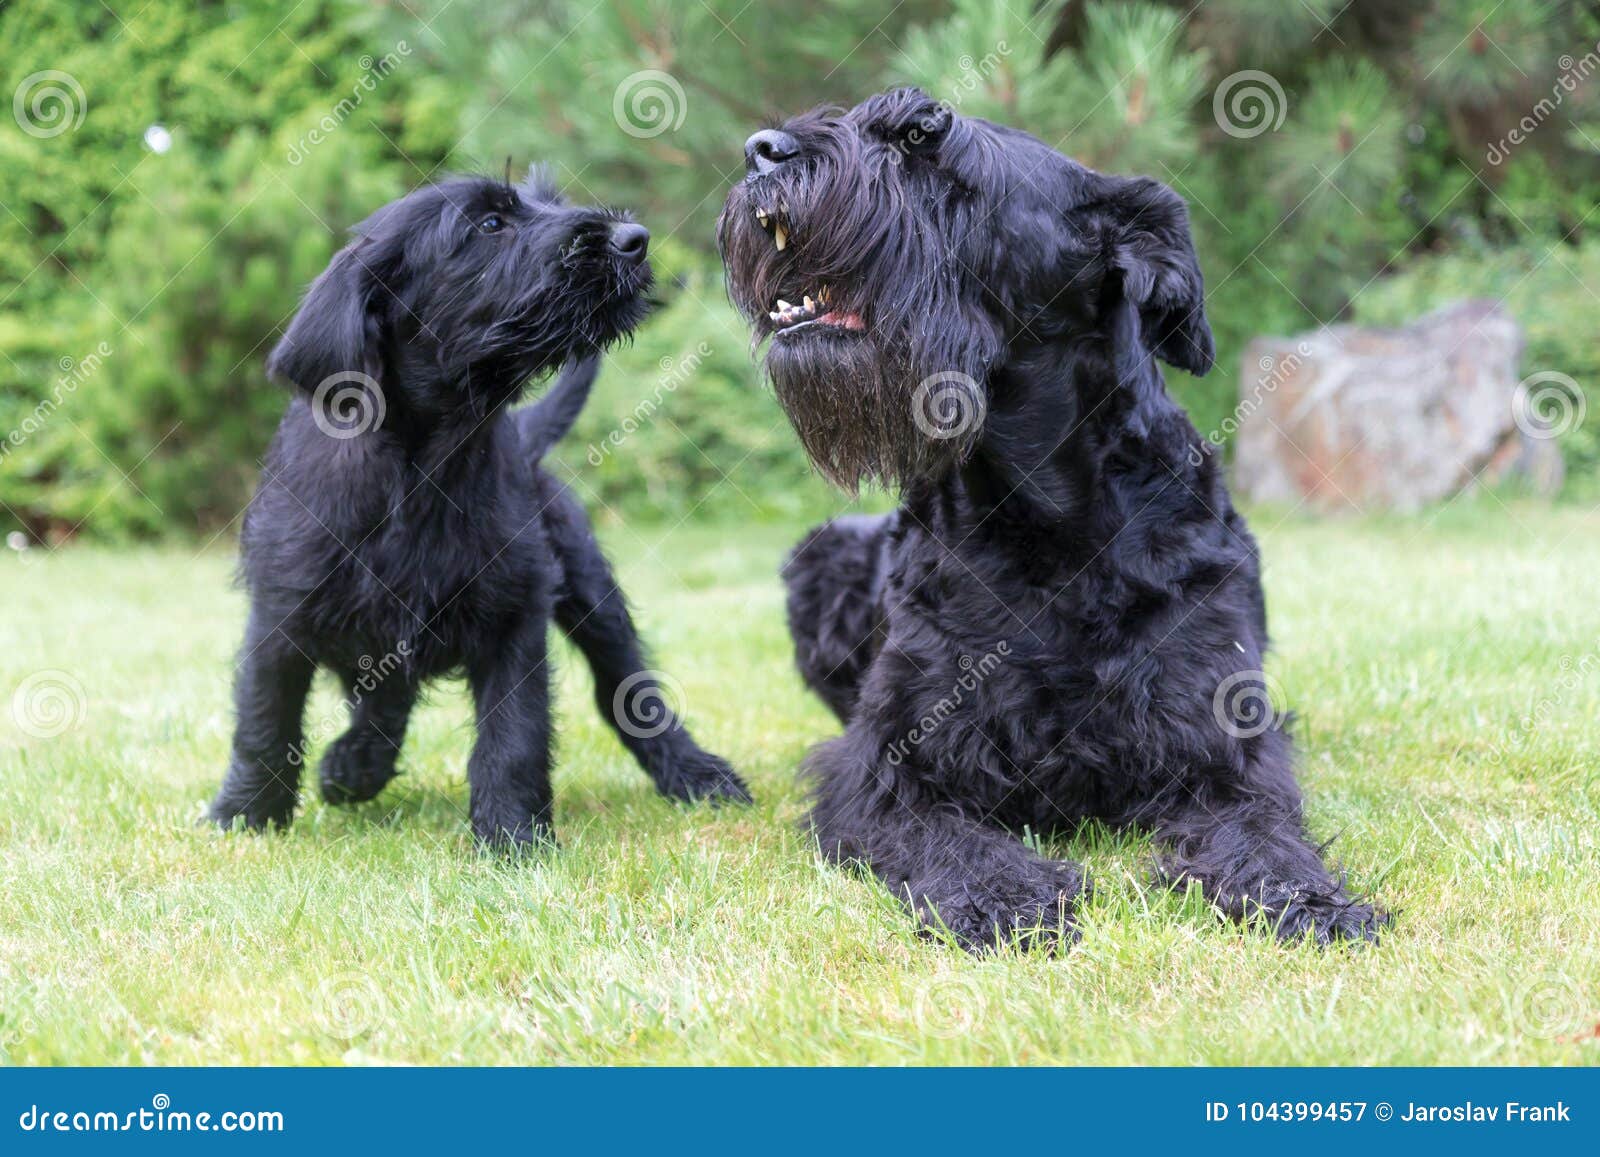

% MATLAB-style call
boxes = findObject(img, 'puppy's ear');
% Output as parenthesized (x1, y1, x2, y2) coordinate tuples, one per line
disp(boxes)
(266, 241, 386, 392)
(1093, 174, 1214, 378)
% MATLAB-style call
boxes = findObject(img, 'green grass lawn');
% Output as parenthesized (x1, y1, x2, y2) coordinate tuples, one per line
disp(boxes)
(2, 502, 1598, 1065)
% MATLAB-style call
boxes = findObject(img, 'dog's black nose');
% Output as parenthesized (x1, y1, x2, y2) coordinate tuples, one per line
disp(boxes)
(609, 222, 650, 263)
(744, 129, 799, 176)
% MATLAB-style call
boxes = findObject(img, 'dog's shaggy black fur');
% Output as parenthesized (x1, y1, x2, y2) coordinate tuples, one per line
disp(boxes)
(719, 88, 1384, 950)
(209, 172, 748, 847)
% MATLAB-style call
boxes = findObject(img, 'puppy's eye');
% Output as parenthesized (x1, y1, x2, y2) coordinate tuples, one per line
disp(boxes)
(478, 213, 506, 234)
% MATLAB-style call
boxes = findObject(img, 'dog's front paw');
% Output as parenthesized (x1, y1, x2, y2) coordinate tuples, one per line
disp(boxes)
(319, 731, 401, 805)
(1268, 886, 1389, 947)
(654, 748, 752, 806)
(910, 859, 1087, 954)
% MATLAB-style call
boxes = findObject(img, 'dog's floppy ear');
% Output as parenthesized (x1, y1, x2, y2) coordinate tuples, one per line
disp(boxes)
(1093, 174, 1214, 378)
(266, 240, 387, 392)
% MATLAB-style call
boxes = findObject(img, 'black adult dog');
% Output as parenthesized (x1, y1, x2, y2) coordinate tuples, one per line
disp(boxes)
(718, 88, 1383, 950)
(209, 172, 748, 848)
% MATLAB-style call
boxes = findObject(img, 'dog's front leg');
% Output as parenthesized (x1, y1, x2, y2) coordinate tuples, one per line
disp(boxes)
(807, 730, 1085, 952)
(209, 612, 316, 831)
(465, 611, 554, 849)
(319, 665, 416, 805)
(1154, 742, 1386, 945)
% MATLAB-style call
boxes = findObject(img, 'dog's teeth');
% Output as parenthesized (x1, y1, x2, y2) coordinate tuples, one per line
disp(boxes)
(776, 299, 793, 312)
(803, 295, 815, 312)
(768, 311, 782, 322)
(774, 223, 788, 250)
(755, 207, 769, 225)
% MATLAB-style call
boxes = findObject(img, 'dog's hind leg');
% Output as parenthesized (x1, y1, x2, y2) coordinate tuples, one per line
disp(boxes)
(209, 611, 316, 831)
(782, 514, 892, 724)
(807, 725, 1086, 953)
(1151, 731, 1386, 945)
(538, 477, 750, 805)
(319, 666, 416, 805)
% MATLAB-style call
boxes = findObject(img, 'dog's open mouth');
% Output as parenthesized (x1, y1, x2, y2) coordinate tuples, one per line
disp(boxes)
(767, 285, 865, 336)
(749, 200, 866, 337)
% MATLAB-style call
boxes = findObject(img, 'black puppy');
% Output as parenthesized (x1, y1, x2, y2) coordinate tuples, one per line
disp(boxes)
(718, 89, 1383, 949)
(210, 172, 748, 847)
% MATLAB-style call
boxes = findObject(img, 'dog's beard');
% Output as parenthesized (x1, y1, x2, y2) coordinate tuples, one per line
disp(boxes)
(765, 332, 986, 492)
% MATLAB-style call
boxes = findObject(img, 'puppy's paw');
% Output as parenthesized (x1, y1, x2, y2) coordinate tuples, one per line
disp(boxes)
(472, 815, 556, 856)
(318, 731, 400, 805)
(655, 748, 753, 806)
(911, 859, 1087, 955)
(206, 785, 296, 833)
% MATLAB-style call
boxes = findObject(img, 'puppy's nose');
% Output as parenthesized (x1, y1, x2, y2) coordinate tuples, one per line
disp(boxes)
(744, 129, 799, 176)
(608, 222, 650, 264)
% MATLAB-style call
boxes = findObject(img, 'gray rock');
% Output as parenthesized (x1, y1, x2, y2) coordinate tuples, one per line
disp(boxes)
(1229, 300, 1562, 512)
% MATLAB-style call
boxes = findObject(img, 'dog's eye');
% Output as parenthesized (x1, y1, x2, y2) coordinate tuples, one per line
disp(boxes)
(899, 106, 952, 157)
(478, 213, 506, 234)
